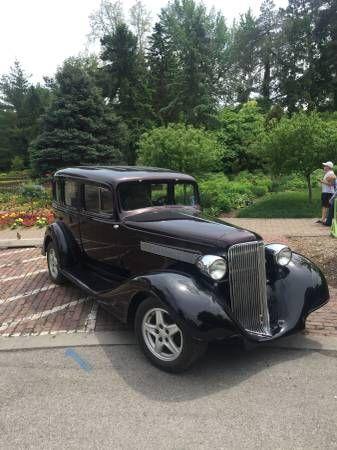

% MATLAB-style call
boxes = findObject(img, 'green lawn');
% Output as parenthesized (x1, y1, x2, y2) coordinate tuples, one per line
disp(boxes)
(237, 189, 321, 218)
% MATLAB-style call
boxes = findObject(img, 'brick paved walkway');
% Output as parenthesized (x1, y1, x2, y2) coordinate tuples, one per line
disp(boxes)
(0, 245, 335, 338)
(0, 248, 125, 337)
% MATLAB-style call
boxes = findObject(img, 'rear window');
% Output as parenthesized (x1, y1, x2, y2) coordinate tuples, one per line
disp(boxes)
(52, 179, 63, 203)
(64, 180, 80, 207)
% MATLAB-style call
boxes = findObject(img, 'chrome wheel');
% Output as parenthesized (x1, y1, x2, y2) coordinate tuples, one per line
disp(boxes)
(142, 308, 183, 362)
(48, 248, 59, 279)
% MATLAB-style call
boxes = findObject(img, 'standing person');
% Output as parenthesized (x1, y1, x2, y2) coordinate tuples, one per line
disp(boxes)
(325, 178, 337, 227)
(318, 161, 336, 224)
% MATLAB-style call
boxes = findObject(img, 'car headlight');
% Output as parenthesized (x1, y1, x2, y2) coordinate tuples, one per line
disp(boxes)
(266, 244, 292, 266)
(197, 255, 227, 280)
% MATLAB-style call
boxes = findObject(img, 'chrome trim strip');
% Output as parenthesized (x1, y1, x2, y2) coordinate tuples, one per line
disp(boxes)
(228, 241, 271, 336)
(140, 241, 200, 264)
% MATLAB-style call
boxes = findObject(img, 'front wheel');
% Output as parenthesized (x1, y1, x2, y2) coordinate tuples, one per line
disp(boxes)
(135, 296, 207, 373)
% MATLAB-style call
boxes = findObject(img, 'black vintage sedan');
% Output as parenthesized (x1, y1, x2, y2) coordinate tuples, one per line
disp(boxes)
(43, 166, 329, 372)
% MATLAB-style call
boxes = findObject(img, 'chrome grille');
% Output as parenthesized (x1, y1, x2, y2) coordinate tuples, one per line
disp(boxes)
(227, 241, 271, 336)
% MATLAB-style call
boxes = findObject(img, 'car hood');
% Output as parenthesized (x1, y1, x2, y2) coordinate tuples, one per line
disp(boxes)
(123, 210, 260, 249)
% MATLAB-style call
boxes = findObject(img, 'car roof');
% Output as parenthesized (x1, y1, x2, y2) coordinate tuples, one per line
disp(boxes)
(54, 166, 196, 185)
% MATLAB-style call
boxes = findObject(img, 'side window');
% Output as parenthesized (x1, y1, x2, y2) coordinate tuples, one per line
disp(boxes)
(84, 185, 114, 215)
(64, 180, 80, 207)
(100, 188, 114, 214)
(84, 184, 100, 212)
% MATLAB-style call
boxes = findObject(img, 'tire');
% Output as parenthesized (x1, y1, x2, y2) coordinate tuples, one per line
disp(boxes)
(135, 296, 207, 373)
(46, 242, 65, 285)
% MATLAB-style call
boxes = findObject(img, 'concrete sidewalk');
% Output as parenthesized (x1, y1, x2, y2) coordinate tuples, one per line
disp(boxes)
(0, 227, 44, 248)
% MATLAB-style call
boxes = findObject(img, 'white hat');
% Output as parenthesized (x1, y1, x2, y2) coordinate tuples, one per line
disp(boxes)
(323, 161, 334, 169)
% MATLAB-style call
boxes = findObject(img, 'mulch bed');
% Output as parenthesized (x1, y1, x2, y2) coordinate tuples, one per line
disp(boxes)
(288, 236, 337, 288)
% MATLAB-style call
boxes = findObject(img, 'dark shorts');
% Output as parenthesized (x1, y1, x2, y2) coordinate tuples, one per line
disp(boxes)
(321, 193, 333, 207)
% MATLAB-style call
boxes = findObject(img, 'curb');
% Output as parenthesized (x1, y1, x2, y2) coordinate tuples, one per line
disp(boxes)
(0, 238, 43, 249)
(0, 330, 336, 352)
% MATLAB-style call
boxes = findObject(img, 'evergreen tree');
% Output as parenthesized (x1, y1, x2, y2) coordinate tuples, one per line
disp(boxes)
(30, 58, 126, 175)
(159, 0, 228, 127)
(100, 23, 153, 163)
(0, 61, 51, 167)
(314, 0, 337, 110)
(256, 0, 279, 107)
(227, 10, 260, 104)
(275, 0, 320, 112)
(147, 22, 180, 125)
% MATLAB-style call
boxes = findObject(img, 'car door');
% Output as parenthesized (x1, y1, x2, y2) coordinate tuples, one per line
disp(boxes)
(79, 183, 129, 276)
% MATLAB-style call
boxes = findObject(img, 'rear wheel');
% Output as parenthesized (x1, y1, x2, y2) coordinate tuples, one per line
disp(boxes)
(46, 242, 65, 284)
(135, 296, 207, 373)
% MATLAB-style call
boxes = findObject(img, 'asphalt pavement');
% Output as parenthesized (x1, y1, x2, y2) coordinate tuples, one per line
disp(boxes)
(1, 341, 337, 449)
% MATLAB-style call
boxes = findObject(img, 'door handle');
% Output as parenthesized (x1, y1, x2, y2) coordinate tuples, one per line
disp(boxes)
(113, 224, 119, 230)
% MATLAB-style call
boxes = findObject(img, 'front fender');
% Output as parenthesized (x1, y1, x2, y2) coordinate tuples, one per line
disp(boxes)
(97, 271, 238, 341)
(267, 252, 329, 336)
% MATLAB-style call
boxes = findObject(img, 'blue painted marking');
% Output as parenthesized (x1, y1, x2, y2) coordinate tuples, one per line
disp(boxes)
(65, 348, 92, 373)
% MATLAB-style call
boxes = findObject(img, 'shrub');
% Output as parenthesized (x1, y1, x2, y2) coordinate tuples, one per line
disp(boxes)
(19, 184, 48, 201)
(11, 156, 25, 172)
(198, 170, 274, 214)
(137, 124, 222, 175)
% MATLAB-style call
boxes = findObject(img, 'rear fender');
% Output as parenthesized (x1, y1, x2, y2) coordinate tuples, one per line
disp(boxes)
(42, 221, 80, 269)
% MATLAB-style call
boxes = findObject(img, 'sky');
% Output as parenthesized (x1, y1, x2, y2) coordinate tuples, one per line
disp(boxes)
(0, 0, 288, 83)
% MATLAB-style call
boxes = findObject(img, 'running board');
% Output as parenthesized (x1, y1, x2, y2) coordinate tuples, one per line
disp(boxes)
(62, 264, 122, 297)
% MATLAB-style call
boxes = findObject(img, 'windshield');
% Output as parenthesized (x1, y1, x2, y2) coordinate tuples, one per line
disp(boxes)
(119, 181, 198, 211)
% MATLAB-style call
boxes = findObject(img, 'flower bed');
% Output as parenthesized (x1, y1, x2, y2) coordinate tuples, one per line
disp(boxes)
(0, 209, 54, 229)
(0, 182, 54, 229)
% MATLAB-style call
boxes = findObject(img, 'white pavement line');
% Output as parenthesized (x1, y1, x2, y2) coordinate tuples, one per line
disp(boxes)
(0, 269, 47, 282)
(0, 248, 33, 257)
(84, 301, 98, 332)
(22, 256, 45, 263)
(0, 284, 57, 305)
(0, 297, 89, 333)
(0, 256, 45, 269)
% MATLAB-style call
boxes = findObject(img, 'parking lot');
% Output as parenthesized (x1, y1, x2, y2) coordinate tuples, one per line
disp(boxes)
(0, 246, 336, 338)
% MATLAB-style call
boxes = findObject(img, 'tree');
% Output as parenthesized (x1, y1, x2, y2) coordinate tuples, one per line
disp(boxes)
(88, 0, 124, 43)
(256, 0, 279, 107)
(226, 10, 260, 104)
(0, 61, 51, 167)
(0, 110, 17, 169)
(137, 123, 222, 174)
(0, 60, 30, 113)
(314, 0, 337, 110)
(100, 23, 153, 163)
(275, 0, 321, 112)
(158, 0, 228, 127)
(217, 101, 266, 173)
(29, 58, 127, 175)
(129, 1, 151, 53)
(263, 112, 337, 202)
(147, 22, 180, 125)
